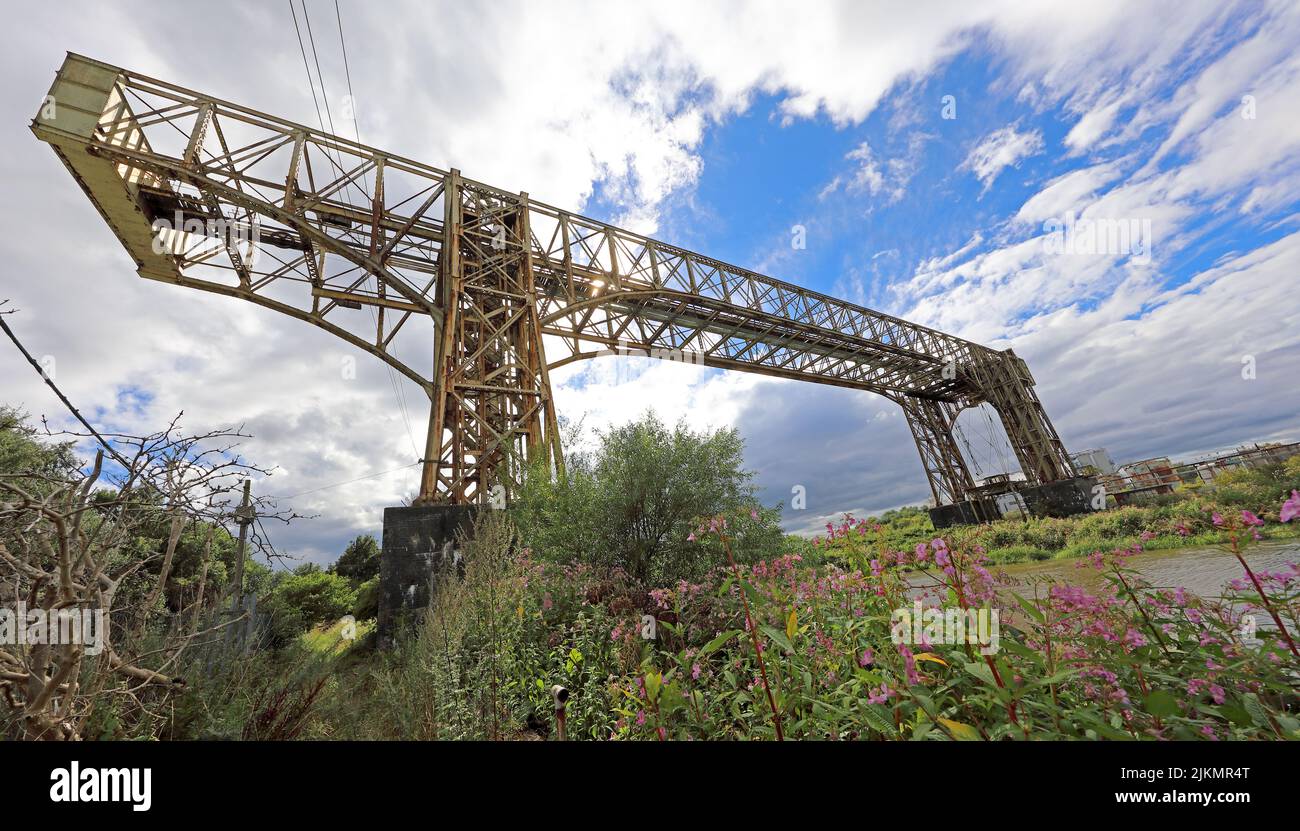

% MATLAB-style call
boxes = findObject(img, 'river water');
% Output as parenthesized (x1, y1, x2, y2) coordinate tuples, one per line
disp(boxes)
(909, 539, 1300, 601)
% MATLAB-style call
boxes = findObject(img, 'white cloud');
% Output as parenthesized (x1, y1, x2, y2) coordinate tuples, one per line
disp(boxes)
(1143, 6, 1300, 173)
(1014, 163, 1123, 225)
(846, 142, 888, 195)
(960, 125, 1045, 190)
(1063, 99, 1123, 154)
(907, 4, 1300, 340)
(892, 9, 1300, 490)
(1, 0, 1294, 562)
(822, 136, 927, 204)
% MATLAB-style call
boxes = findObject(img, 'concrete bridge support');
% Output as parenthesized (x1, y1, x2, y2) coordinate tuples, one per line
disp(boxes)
(378, 504, 477, 647)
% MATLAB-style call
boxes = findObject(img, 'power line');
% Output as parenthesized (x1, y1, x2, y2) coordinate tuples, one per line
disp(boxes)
(301, 0, 367, 207)
(288, 1, 327, 148)
(334, 0, 368, 193)
(327, 0, 420, 460)
(0, 307, 135, 472)
(289, 1, 357, 207)
(8, 302, 416, 529)
(953, 421, 984, 479)
(286, 1, 419, 460)
(301, 2, 341, 154)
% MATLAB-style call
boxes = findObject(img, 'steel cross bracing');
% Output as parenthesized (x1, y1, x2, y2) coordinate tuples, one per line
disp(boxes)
(31, 53, 1078, 509)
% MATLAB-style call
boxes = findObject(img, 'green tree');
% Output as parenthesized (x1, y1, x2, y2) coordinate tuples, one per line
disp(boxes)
(262, 566, 357, 646)
(0, 407, 77, 478)
(333, 534, 380, 582)
(513, 412, 784, 584)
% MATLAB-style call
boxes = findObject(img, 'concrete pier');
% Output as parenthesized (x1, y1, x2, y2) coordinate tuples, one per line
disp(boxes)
(928, 476, 1098, 529)
(378, 504, 478, 647)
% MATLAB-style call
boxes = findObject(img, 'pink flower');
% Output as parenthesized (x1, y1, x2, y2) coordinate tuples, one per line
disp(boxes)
(898, 644, 920, 686)
(1241, 510, 1264, 527)
(858, 648, 874, 667)
(542, 593, 553, 611)
(691, 663, 701, 680)
(866, 683, 892, 705)
(1281, 490, 1300, 523)
(1212, 512, 1224, 527)
(1122, 628, 1147, 648)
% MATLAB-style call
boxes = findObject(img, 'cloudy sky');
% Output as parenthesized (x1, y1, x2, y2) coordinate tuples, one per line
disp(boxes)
(2, 1, 1298, 564)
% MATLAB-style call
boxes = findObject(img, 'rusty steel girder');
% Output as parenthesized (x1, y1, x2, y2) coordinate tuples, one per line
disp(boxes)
(31, 53, 1078, 510)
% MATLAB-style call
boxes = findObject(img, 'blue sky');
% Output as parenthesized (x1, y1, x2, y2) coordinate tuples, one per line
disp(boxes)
(3, 0, 1299, 560)
(652, 23, 1281, 326)
(566, 6, 1300, 532)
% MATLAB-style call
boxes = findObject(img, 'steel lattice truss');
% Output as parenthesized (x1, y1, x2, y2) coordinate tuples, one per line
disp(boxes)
(31, 54, 1078, 508)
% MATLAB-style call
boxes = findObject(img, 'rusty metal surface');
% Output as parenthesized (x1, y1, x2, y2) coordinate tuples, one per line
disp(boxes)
(32, 53, 1078, 508)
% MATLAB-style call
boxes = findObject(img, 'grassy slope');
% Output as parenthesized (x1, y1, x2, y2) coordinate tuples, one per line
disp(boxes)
(807, 490, 1300, 567)
(302, 617, 375, 654)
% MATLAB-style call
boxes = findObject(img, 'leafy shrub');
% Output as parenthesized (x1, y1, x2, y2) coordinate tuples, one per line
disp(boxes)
(513, 411, 785, 585)
(352, 576, 379, 620)
(611, 501, 1300, 740)
(1211, 462, 1300, 510)
(262, 566, 357, 647)
(333, 534, 380, 582)
(232, 491, 1300, 741)
(313, 512, 618, 740)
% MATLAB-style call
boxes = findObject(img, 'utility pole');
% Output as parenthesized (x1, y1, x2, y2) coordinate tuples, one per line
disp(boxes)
(229, 479, 254, 609)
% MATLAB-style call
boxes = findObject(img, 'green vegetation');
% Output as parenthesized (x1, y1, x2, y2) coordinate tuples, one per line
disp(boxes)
(823, 464, 1300, 566)
(262, 564, 358, 648)
(513, 413, 787, 584)
(224, 492, 1298, 741)
(303, 617, 375, 655)
(0, 406, 77, 479)
(170, 416, 1300, 741)
(6, 404, 1298, 741)
(332, 534, 380, 582)
(257, 534, 380, 647)
(0, 409, 272, 739)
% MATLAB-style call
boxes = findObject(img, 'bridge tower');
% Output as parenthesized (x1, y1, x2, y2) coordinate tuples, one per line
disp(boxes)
(31, 54, 1094, 635)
